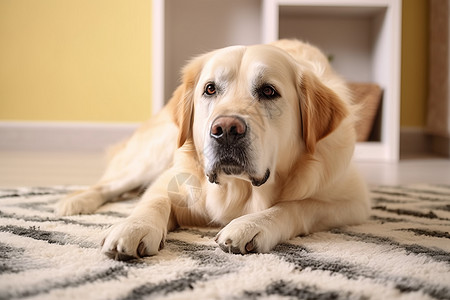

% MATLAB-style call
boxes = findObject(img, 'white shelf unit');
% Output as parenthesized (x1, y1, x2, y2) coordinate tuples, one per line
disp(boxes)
(152, 0, 401, 161)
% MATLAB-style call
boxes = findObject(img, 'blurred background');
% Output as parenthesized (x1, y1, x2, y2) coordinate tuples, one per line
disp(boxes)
(0, 0, 427, 125)
(0, 0, 449, 186)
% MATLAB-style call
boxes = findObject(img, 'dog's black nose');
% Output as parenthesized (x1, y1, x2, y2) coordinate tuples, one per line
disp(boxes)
(210, 116, 247, 145)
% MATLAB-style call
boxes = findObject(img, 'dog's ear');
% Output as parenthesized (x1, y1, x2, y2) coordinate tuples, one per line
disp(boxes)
(298, 71, 348, 153)
(170, 54, 206, 148)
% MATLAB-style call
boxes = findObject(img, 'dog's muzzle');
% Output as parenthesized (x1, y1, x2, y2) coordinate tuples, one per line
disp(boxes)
(206, 115, 270, 186)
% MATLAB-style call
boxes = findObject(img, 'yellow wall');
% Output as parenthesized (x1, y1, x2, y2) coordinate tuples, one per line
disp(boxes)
(0, 0, 151, 122)
(400, 0, 429, 128)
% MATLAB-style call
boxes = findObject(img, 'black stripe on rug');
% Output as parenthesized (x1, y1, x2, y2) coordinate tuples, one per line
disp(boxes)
(0, 210, 108, 228)
(13, 200, 59, 213)
(369, 215, 408, 223)
(372, 188, 450, 202)
(372, 196, 415, 204)
(401, 186, 450, 197)
(0, 187, 74, 199)
(0, 225, 97, 248)
(1, 265, 128, 300)
(273, 243, 373, 280)
(273, 243, 450, 299)
(242, 280, 350, 300)
(120, 263, 236, 299)
(0, 242, 26, 274)
(372, 206, 448, 221)
(120, 270, 206, 300)
(331, 229, 450, 263)
(399, 228, 450, 239)
(120, 239, 240, 299)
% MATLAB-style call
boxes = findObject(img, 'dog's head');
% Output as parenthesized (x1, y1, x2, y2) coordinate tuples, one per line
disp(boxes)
(174, 44, 348, 187)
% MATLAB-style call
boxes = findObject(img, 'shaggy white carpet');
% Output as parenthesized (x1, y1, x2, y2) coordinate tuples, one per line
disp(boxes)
(0, 184, 449, 300)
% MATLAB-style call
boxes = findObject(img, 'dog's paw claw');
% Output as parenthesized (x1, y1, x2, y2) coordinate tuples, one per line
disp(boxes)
(137, 241, 147, 258)
(245, 237, 257, 253)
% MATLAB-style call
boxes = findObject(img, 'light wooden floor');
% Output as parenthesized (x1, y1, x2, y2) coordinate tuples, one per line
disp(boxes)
(1, 150, 449, 187)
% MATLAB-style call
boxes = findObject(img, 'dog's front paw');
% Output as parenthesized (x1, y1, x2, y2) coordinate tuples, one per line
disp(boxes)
(101, 218, 165, 261)
(55, 189, 104, 216)
(215, 216, 276, 254)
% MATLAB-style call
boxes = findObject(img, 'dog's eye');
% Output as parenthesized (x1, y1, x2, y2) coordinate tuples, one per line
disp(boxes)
(263, 86, 276, 97)
(204, 83, 216, 96)
(258, 85, 279, 100)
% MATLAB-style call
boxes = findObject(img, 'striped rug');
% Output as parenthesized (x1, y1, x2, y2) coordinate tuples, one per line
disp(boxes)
(0, 184, 449, 300)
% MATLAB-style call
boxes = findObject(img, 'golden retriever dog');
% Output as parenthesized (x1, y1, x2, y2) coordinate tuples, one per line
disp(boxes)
(56, 39, 370, 260)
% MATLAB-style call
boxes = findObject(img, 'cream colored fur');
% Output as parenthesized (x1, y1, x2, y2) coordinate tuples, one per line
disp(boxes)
(56, 40, 370, 260)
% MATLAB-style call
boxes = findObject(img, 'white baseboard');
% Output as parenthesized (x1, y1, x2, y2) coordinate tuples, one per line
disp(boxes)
(0, 122, 139, 152)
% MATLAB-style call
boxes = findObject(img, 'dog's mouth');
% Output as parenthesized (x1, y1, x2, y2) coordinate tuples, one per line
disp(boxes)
(219, 157, 246, 175)
(206, 156, 270, 187)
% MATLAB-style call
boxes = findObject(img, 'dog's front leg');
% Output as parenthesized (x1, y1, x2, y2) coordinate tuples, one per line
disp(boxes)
(100, 187, 174, 261)
(215, 194, 369, 254)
